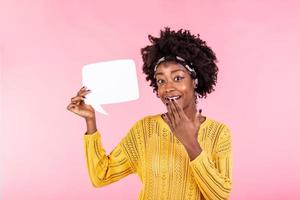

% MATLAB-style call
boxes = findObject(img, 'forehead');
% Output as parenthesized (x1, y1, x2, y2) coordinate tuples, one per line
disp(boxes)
(155, 62, 189, 76)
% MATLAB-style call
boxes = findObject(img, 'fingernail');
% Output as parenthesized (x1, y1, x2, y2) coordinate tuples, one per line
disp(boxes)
(166, 102, 169, 106)
(199, 109, 202, 113)
(83, 96, 86, 98)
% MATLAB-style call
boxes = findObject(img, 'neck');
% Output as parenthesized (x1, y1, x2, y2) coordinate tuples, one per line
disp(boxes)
(183, 101, 200, 122)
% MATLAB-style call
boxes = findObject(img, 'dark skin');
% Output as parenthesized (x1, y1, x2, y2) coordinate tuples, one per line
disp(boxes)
(67, 61, 206, 160)
(155, 61, 206, 161)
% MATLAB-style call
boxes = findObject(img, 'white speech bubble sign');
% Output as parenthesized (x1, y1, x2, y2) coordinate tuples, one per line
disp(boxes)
(82, 59, 139, 115)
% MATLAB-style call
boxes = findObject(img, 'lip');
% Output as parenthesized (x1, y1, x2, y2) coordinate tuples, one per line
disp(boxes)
(164, 95, 182, 102)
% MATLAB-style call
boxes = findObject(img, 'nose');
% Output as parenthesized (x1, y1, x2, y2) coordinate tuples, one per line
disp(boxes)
(163, 81, 176, 93)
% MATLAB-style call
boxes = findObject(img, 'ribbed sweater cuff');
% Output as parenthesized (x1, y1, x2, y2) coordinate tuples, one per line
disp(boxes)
(83, 130, 100, 140)
(189, 150, 215, 168)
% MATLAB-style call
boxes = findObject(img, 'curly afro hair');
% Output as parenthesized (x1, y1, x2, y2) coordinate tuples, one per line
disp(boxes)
(141, 27, 218, 99)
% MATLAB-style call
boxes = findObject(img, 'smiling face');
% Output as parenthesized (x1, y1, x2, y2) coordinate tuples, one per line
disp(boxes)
(155, 61, 197, 111)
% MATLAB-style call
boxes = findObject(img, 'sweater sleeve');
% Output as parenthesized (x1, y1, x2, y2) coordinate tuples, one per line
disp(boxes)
(189, 125, 232, 200)
(84, 122, 141, 188)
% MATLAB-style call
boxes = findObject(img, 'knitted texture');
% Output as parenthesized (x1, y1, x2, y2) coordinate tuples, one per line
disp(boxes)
(84, 114, 232, 200)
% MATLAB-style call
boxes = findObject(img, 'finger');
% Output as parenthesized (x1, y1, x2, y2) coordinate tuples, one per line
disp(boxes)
(170, 99, 181, 123)
(71, 95, 85, 102)
(67, 103, 84, 116)
(163, 113, 174, 132)
(166, 102, 175, 127)
(67, 103, 77, 111)
(77, 87, 91, 96)
(71, 90, 91, 104)
(80, 89, 91, 96)
(71, 96, 85, 104)
(172, 99, 186, 120)
(77, 86, 86, 94)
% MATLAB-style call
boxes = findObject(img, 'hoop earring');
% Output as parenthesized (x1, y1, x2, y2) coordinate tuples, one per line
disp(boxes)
(194, 79, 198, 88)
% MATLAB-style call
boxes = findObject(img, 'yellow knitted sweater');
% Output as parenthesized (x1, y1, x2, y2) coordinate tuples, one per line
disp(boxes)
(84, 114, 232, 200)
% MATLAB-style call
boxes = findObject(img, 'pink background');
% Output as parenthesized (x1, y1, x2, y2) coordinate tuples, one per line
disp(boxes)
(1, 0, 300, 199)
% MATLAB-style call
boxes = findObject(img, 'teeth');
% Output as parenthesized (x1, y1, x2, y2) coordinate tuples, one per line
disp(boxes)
(165, 96, 180, 101)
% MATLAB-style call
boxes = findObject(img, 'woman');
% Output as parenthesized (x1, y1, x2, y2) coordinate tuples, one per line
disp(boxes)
(67, 28, 232, 200)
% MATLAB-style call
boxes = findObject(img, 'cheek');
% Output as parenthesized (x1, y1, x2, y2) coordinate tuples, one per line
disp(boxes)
(179, 84, 191, 94)
(181, 85, 195, 100)
(157, 88, 164, 98)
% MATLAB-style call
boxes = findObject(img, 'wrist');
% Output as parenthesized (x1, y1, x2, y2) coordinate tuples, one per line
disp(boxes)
(85, 115, 96, 122)
(185, 139, 200, 150)
(85, 116, 97, 135)
(182, 136, 198, 148)
(183, 139, 202, 161)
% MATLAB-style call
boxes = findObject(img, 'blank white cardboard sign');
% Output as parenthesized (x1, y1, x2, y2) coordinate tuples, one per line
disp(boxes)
(82, 59, 139, 115)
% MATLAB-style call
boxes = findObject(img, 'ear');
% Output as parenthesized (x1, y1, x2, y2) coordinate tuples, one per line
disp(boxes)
(193, 79, 198, 88)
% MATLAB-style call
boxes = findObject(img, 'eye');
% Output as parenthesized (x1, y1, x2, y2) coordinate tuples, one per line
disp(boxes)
(156, 79, 165, 85)
(174, 76, 184, 81)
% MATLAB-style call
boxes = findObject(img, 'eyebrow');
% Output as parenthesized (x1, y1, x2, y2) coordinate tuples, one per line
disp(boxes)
(155, 69, 186, 77)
